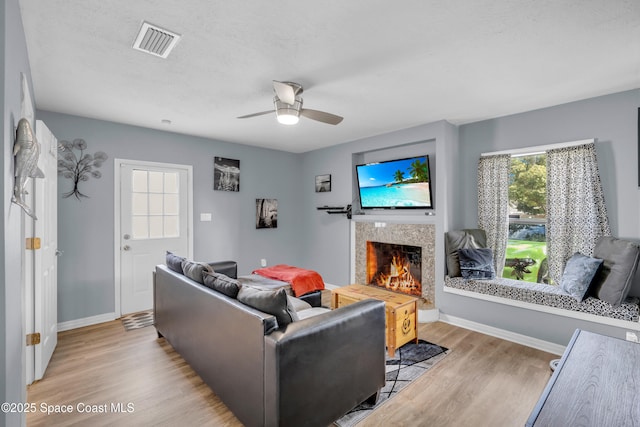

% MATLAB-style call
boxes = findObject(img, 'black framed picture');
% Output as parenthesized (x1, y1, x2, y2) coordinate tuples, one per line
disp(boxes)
(315, 174, 331, 192)
(214, 157, 240, 192)
(256, 198, 277, 229)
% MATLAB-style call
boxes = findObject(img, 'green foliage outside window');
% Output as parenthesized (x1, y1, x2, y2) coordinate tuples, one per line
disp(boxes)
(508, 155, 546, 217)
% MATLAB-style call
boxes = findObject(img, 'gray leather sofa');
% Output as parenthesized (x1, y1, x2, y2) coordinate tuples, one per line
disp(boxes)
(154, 262, 386, 427)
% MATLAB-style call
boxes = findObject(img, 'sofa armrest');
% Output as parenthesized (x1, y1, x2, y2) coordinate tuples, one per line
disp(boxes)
(263, 299, 386, 427)
(208, 260, 237, 279)
(298, 290, 322, 307)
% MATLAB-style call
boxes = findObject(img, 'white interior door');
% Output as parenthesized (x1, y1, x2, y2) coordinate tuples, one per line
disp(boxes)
(33, 120, 58, 381)
(117, 160, 191, 315)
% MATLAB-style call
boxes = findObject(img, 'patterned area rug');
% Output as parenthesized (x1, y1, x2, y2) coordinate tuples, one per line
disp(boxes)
(334, 339, 449, 427)
(121, 310, 154, 331)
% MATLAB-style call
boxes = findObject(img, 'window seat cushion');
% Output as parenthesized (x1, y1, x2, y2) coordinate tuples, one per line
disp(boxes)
(444, 276, 640, 322)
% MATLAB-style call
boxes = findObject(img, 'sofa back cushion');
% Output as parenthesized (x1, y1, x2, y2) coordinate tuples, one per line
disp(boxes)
(166, 251, 186, 274)
(590, 237, 640, 306)
(203, 271, 241, 298)
(237, 286, 299, 328)
(181, 259, 214, 284)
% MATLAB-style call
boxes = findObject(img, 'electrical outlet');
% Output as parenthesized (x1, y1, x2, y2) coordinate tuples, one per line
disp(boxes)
(260, 259, 267, 267)
(626, 332, 639, 342)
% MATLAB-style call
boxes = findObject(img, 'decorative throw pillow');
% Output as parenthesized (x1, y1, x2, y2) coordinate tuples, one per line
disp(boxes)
(458, 248, 495, 280)
(166, 251, 186, 274)
(203, 271, 240, 298)
(237, 286, 299, 328)
(559, 253, 603, 302)
(445, 229, 488, 277)
(590, 237, 640, 306)
(287, 295, 312, 313)
(181, 259, 214, 284)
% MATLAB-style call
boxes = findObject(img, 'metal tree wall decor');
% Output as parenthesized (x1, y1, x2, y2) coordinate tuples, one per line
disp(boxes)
(58, 139, 107, 199)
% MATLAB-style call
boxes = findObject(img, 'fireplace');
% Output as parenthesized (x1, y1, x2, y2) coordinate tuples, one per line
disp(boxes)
(366, 241, 422, 296)
(353, 221, 435, 310)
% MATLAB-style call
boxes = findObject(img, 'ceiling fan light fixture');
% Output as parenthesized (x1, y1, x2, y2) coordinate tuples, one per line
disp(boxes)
(274, 97, 301, 125)
(277, 111, 299, 125)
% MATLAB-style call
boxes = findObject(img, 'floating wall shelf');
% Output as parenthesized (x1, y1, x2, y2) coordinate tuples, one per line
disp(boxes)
(317, 205, 352, 218)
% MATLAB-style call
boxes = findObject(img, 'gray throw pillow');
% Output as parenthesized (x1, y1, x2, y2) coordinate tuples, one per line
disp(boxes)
(181, 259, 214, 284)
(559, 253, 603, 302)
(237, 286, 299, 328)
(591, 237, 640, 306)
(166, 251, 186, 274)
(445, 229, 487, 277)
(287, 295, 312, 313)
(458, 248, 495, 280)
(202, 271, 240, 298)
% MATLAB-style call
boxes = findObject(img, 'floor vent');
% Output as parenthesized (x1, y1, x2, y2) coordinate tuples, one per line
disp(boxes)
(132, 21, 181, 59)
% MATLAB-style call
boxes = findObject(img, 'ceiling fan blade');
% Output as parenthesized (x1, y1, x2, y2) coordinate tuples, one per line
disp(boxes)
(300, 109, 344, 125)
(272, 80, 296, 105)
(237, 110, 274, 119)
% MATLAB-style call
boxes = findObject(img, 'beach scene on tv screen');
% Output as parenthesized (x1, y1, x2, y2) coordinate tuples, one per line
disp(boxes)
(357, 156, 431, 208)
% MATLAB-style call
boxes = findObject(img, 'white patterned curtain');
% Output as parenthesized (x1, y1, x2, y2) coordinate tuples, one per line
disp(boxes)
(546, 143, 611, 284)
(477, 154, 511, 275)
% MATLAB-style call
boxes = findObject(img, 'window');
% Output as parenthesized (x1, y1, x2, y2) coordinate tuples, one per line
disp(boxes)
(131, 169, 180, 239)
(503, 154, 549, 283)
(479, 140, 609, 286)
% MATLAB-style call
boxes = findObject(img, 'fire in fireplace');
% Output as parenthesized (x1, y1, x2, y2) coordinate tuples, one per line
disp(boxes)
(366, 241, 422, 296)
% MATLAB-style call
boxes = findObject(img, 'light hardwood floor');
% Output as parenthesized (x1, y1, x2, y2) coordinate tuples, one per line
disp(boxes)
(27, 319, 556, 426)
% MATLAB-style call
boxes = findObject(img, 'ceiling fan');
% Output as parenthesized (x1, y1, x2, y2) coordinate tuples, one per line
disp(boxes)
(238, 81, 343, 126)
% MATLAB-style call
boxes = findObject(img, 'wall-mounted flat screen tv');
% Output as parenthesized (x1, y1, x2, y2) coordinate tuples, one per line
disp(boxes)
(356, 155, 433, 209)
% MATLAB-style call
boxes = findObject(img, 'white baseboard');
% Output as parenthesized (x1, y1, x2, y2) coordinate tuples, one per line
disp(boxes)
(439, 313, 566, 356)
(58, 312, 118, 332)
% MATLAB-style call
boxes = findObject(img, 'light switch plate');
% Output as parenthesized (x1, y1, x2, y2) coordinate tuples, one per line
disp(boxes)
(200, 213, 212, 222)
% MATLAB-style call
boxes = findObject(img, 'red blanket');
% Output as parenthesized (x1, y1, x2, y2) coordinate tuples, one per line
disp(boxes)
(252, 264, 325, 297)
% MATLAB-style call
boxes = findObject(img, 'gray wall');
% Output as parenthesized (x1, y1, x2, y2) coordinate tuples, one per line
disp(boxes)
(439, 89, 640, 345)
(2, 0, 33, 425)
(455, 89, 640, 238)
(302, 89, 640, 347)
(37, 111, 304, 323)
(34, 91, 640, 351)
(300, 120, 452, 285)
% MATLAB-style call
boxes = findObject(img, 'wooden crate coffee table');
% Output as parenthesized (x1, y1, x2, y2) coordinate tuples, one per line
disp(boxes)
(332, 284, 418, 356)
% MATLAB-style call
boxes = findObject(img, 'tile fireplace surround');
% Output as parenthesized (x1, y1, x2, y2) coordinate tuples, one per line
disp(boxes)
(353, 221, 436, 310)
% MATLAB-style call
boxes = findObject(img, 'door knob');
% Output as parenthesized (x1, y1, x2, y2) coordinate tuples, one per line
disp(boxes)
(123, 245, 131, 251)
(55, 249, 63, 256)
(123, 234, 130, 240)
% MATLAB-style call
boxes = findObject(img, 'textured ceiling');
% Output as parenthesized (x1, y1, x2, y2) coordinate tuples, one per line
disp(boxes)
(19, 0, 640, 153)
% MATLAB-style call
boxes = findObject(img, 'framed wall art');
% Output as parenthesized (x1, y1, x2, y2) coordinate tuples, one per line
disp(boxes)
(256, 198, 277, 229)
(214, 157, 240, 192)
(315, 174, 331, 192)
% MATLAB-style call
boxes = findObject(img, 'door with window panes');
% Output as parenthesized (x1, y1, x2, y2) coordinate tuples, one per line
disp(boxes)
(120, 162, 189, 314)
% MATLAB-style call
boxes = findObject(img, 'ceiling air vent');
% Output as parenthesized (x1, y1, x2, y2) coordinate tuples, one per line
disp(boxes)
(132, 21, 181, 59)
